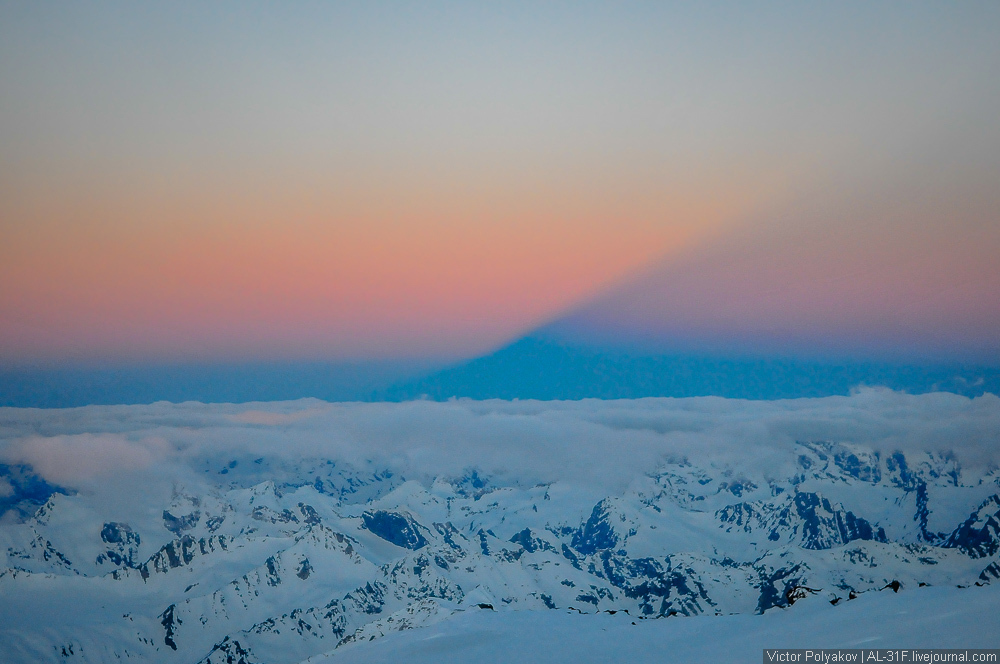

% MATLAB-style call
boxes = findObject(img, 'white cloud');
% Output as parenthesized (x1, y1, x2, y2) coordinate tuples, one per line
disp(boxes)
(228, 407, 330, 426)
(0, 391, 997, 491)
(0, 433, 169, 486)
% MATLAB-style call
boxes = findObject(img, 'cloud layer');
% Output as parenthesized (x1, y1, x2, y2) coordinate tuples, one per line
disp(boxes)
(0, 433, 169, 485)
(1, 391, 997, 493)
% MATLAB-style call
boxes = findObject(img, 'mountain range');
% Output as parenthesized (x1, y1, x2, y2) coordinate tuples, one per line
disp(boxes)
(1, 396, 998, 662)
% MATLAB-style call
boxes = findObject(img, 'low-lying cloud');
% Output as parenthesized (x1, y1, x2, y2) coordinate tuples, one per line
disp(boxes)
(0, 390, 997, 492)
(0, 433, 169, 486)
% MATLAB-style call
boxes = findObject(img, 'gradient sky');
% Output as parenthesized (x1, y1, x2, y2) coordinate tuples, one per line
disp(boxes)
(2, 2, 998, 365)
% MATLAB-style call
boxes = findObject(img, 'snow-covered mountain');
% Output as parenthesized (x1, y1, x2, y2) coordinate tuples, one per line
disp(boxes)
(0, 394, 998, 663)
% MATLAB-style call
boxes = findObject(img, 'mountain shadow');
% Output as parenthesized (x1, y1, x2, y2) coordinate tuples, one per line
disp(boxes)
(384, 336, 1000, 401)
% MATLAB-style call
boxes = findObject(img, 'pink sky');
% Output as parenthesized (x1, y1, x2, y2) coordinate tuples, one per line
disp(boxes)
(1, 3, 998, 364)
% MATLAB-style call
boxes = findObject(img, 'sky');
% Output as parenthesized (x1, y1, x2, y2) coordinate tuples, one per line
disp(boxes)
(2, 2, 998, 366)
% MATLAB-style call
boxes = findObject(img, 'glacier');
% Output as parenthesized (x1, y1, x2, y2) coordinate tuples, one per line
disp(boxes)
(0, 392, 998, 662)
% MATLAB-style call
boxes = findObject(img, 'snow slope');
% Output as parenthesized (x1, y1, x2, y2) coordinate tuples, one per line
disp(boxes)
(320, 584, 1000, 664)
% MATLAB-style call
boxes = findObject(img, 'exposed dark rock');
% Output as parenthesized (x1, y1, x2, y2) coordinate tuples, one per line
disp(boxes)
(942, 495, 1000, 558)
(886, 452, 916, 490)
(477, 528, 491, 556)
(162, 510, 200, 535)
(756, 565, 806, 613)
(199, 636, 257, 664)
(718, 492, 886, 550)
(833, 451, 881, 483)
(140, 535, 229, 578)
(794, 492, 887, 550)
(572, 500, 619, 555)
(723, 480, 758, 498)
(297, 558, 313, 580)
(595, 552, 711, 617)
(361, 511, 427, 550)
(159, 604, 180, 650)
(452, 470, 492, 500)
(28, 534, 74, 570)
(509, 527, 555, 553)
(344, 581, 388, 615)
(785, 585, 821, 605)
(96, 522, 141, 568)
(561, 543, 583, 570)
(433, 522, 466, 553)
(251, 506, 299, 524)
(265, 556, 280, 586)
(298, 503, 321, 525)
(101, 522, 138, 545)
(978, 562, 1000, 584)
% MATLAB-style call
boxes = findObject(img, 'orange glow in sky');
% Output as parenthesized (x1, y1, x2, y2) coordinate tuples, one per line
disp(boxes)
(2, 3, 998, 365)
(0, 173, 767, 361)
